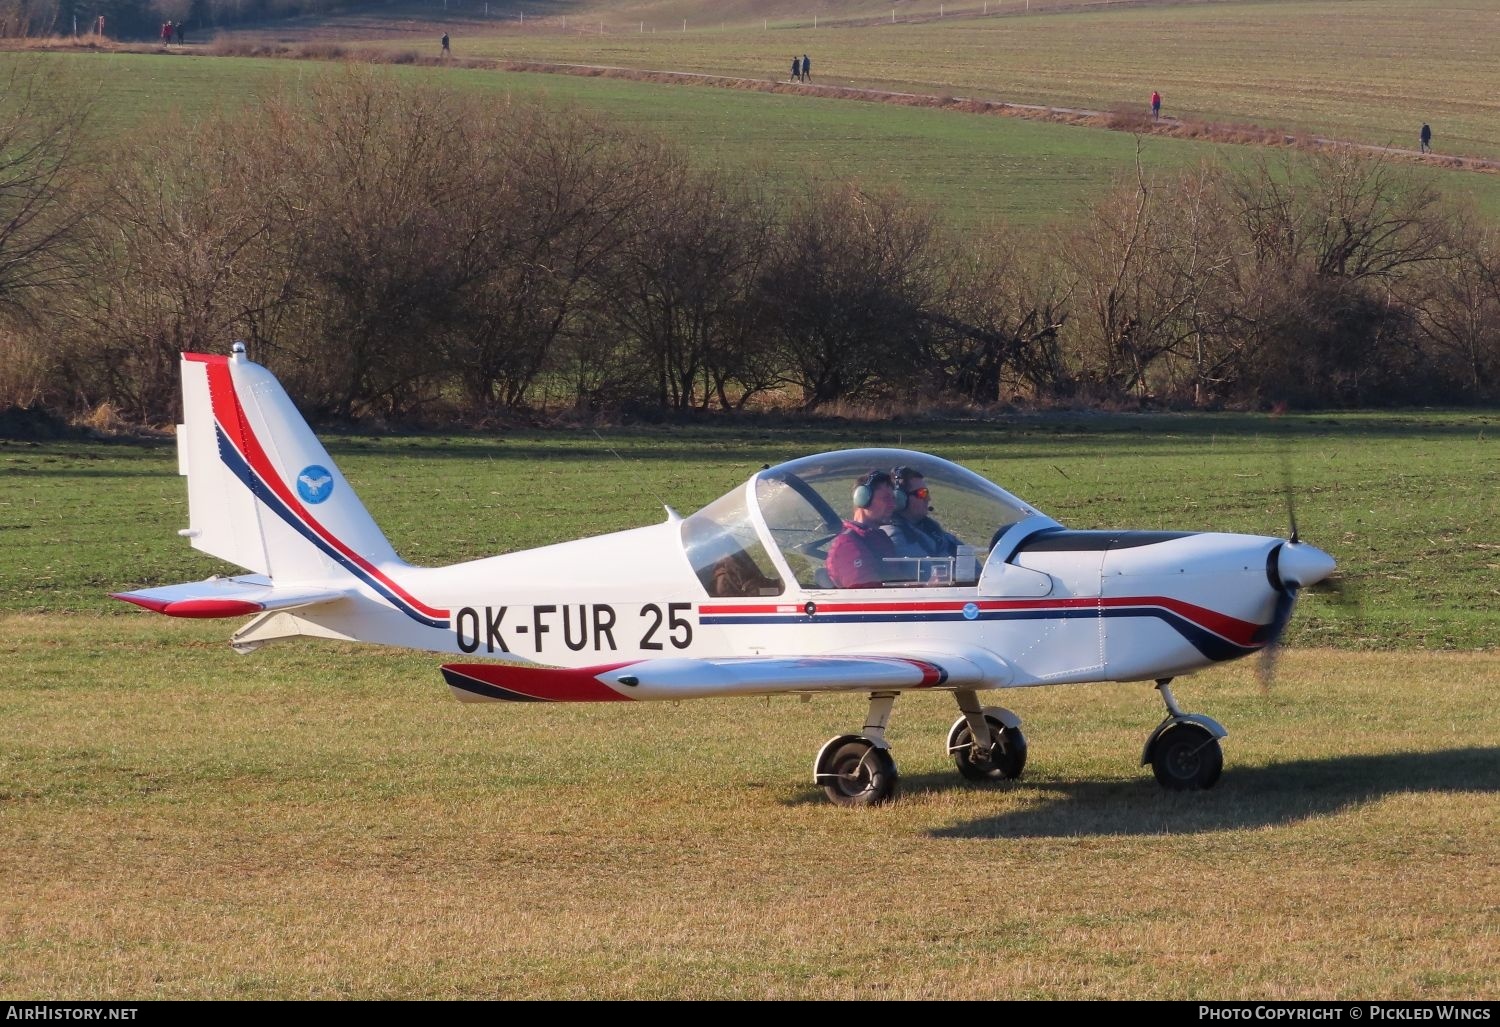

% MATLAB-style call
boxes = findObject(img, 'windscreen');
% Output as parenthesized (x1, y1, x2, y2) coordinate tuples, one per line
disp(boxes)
(752, 449, 1037, 589)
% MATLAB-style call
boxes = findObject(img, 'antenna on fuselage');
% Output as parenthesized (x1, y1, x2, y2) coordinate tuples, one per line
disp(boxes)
(592, 428, 677, 521)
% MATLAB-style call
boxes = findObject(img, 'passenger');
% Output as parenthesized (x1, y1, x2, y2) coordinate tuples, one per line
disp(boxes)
(883, 465, 963, 559)
(826, 471, 900, 588)
(711, 550, 779, 598)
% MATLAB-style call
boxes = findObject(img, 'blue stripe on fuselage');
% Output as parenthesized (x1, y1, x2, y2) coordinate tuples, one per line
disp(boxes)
(699, 607, 1254, 662)
(215, 425, 448, 629)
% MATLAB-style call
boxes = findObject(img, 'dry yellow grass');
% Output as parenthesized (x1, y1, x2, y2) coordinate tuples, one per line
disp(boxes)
(1, 615, 1494, 998)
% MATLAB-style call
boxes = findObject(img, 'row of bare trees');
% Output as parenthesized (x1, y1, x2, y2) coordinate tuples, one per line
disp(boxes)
(2, 62, 1499, 426)
(1, 0, 338, 39)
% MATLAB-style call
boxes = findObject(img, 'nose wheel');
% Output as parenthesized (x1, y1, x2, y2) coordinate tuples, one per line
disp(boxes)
(1142, 679, 1227, 790)
(1149, 722, 1223, 790)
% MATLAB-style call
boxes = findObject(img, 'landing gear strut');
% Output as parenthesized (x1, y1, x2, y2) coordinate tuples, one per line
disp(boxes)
(1142, 678, 1226, 790)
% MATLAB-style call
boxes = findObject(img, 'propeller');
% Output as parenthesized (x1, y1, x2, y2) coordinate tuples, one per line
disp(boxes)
(1257, 438, 1349, 687)
(1258, 540, 1335, 687)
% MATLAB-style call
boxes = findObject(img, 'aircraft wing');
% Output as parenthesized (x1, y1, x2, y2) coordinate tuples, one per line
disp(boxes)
(111, 575, 352, 619)
(442, 652, 994, 703)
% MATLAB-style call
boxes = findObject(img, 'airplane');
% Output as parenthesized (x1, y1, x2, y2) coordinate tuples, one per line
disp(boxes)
(113, 343, 1339, 806)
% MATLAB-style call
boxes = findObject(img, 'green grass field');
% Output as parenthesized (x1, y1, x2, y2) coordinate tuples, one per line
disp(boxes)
(16, 12, 1500, 229)
(6, 412, 1496, 645)
(0, 50, 1289, 228)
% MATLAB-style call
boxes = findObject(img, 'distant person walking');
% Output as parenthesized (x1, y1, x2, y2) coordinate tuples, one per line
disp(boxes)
(801, 53, 811, 82)
(1151, 90, 1161, 120)
(441, 32, 451, 57)
(1420, 123, 1432, 153)
(791, 55, 800, 82)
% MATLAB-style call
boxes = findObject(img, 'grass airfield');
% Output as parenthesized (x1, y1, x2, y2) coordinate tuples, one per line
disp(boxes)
(2, 416, 1497, 998)
(2, 616, 1494, 998)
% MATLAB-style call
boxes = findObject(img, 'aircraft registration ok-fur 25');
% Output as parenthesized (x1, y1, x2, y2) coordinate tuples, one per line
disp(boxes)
(115, 345, 1338, 806)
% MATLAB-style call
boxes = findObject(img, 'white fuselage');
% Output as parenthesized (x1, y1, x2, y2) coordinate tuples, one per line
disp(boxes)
(238, 518, 1287, 692)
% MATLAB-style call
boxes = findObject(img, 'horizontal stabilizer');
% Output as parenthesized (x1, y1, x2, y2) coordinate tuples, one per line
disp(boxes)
(443, 652, 989, 703)
(111, 575, 351, 619)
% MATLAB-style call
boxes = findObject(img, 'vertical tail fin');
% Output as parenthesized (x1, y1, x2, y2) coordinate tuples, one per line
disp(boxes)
(178, 345, 401, 582)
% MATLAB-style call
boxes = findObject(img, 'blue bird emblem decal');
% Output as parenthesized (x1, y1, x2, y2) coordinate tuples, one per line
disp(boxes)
(296, 465, 334, 504)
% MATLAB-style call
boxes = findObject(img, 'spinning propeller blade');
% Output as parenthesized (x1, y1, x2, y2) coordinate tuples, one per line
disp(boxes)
(1258, 433, 1340, 687)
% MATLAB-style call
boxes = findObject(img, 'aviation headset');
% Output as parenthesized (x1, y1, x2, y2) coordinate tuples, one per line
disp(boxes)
(890, 465, 925, 512)
(851, 470, 895, 510)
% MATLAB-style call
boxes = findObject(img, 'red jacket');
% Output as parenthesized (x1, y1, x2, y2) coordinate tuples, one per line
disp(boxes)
(826, 519, 898, 588)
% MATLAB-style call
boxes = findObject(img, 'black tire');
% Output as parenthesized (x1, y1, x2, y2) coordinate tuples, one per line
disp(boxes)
(822, 740, 898, 807)
(952, 716, 1028, 782)
(1150, 723, 1223, 790)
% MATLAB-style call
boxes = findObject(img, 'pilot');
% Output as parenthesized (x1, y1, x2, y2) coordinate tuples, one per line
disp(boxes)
(826, 470, 900, 588)
(883, 465, 962, 559)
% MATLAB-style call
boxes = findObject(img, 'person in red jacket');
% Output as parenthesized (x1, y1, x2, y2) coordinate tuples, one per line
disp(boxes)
(826, 471, 900, 588)
(1151, 90, 1162, 121)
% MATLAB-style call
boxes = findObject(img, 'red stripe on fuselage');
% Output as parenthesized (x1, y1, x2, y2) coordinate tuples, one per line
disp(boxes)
(187, 354, 448, 620)
(699, 595, 1261, 647)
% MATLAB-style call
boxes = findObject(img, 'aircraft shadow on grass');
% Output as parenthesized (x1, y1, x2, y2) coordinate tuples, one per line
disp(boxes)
(788, 747, 1498, 837)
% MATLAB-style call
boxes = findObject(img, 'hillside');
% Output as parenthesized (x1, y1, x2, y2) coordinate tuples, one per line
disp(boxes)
(209, 0, 1500, 164)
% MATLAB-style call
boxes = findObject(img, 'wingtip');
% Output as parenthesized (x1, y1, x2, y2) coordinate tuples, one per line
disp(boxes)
(110, 591, 263, 618)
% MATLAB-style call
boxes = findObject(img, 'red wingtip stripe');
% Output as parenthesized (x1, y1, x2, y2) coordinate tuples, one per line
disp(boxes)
(442, 662, 638, 702)
(111, 594, 263, 618)
(909, 660, 946, 687)
(163, 598, 264, 618)
(182, 352, 228, 365)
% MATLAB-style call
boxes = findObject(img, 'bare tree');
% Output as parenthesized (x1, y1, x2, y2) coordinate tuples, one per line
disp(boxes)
(1215, 149, 1449, 405)
(1407, 211, 1500, 400)
(0, 60, 97, 412)
(73, 110, 304, 420)
(1060, 151, 1238, 403)
(923, 226, 1072, 402)
(0, 60, 93, 323)
(252, 69, 488, 419)
(594, 155, 775, 410)
(0, 0, 59, 37)
(444, 102, 655, 413)
(760, 182, 943, 409)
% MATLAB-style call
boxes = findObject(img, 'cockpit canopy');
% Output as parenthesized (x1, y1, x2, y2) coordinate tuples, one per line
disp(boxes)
(681, 448, 1043, 596)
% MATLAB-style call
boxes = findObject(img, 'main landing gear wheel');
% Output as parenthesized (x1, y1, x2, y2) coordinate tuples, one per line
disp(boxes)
(950, 716, 1028, 782)
(1150, 722, 1223, 791)
(822, 739, 899, 807)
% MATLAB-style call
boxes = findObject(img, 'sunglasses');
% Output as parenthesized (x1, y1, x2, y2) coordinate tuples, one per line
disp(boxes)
(905, 487, 931, 501)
